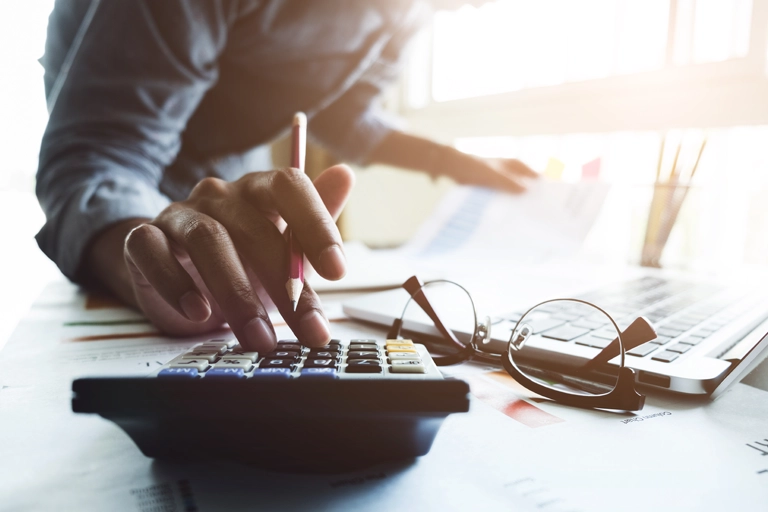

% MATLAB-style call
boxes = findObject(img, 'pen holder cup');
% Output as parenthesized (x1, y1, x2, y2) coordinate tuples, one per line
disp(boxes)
(640, 183, 695, 268)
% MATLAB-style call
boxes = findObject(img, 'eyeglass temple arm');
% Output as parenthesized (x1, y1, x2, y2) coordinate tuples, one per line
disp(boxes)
(581, 317, 657, 373)
(386, 276, 467, 352)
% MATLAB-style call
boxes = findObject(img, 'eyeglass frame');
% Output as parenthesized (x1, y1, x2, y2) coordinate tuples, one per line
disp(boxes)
(387, 275, 647, 412)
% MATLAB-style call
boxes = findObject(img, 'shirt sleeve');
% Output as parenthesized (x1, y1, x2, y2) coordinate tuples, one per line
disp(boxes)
(36, 0, 236, 281)
(308, 4, 431, 165)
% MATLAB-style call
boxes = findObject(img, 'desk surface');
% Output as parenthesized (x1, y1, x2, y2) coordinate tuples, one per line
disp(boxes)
(1, 278, 767, 512)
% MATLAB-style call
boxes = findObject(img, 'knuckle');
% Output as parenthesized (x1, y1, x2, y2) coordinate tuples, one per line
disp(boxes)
(273, 167, 309, 193)
(183, 217, 229, 246)
(190, 177, 228, 199)
(222, 279, 256, 311)
(125, 223, 159, 252)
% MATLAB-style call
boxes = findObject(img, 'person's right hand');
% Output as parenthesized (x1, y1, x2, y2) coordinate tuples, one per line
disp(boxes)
(89, 165, 355, 354)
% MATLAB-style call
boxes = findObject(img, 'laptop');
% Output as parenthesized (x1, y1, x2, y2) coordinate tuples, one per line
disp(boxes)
(343, 275, 768, 397)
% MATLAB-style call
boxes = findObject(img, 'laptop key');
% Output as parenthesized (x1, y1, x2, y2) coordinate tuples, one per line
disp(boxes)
(628, 343, 657, 357)
(575, 335, 612, 349)
(679, 335, 705, 345)
(667, 343, 692, 354)
(652, 351, 679, 363)
(650, 335, 673, 345)
(529, 317, 567, 334)
(656, 328, 685, 338)
(541, 325, 590, 342)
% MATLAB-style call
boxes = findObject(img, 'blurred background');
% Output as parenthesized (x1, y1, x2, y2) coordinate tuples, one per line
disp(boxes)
(2, 0, 768, 344)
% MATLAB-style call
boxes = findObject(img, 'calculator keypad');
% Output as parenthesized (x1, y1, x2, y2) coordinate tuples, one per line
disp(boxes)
(156, 338, 438, 380)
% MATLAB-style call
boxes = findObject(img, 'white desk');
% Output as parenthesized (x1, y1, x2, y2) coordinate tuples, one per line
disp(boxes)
(1, 276, 767, 512)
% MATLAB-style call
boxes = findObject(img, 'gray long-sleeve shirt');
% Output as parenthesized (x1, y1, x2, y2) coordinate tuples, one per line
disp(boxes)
(37, 0, 428, 281)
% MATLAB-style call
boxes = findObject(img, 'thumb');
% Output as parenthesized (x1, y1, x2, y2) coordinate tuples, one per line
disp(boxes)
(313, 164, 355, 221)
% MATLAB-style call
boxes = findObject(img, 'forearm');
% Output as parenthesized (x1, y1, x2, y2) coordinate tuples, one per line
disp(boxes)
(366, 130, 472, 178)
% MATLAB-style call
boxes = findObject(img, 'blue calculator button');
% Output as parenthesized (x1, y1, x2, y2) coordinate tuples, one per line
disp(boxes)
(205, 368, 245, 379)
(252, 368, 292, 378)
(158, 368, 198, 378)
(300, 368, 338, 378)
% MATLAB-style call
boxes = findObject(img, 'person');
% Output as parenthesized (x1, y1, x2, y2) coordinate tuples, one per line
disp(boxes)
(36, 0, 536, 354)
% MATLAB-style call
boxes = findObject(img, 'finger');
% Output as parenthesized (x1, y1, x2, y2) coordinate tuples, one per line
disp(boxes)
(196, 199, 331, 347)
(124, 223, 211, 323)
(312, 164, 355, 221)
(502, 158, 539, 179)
(236, 168, 346, 280)
(154, 202, 278, 353)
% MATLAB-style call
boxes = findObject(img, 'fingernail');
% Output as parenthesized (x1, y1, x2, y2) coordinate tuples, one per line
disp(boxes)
(243, 317, 277, 352)
(179, 292, 211, 322)
(300, 310, 331, 347)
(319, 245, 346, 279)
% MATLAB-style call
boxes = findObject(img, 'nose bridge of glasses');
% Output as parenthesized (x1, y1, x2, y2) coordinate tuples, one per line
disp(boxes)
(510, 323, 533, 351)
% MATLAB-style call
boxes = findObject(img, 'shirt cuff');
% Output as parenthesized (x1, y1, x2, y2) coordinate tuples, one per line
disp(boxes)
(36, 173, 171, 282)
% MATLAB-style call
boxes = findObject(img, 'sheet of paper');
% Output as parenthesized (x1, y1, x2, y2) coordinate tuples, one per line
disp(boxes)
(2, 282, 767, 511)
(401, 181, 610, 263)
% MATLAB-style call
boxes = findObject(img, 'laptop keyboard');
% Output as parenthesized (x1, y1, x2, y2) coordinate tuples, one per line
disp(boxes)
(496, 277, 753, 363)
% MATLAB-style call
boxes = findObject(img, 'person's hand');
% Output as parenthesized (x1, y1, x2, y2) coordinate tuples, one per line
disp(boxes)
(439, 152, 539, 194)
(90, 165, 355, 354)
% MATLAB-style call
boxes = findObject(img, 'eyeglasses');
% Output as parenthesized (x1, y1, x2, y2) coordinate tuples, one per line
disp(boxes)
(387, 276, 657, 412)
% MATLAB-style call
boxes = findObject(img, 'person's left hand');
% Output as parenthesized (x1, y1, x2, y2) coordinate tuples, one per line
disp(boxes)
(440, 153, 539, 194)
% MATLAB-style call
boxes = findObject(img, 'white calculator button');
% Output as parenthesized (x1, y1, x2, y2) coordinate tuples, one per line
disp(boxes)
(388, 352, 421, 361)
(170, 359, 210, 372)
(215, 358, 254, 370)
(389, 360, 426, 373)
(207, 338, 237, 348)
(197, 343, 228, 354)
(181, 352, 219, 362)
(229, 349, 259, 362)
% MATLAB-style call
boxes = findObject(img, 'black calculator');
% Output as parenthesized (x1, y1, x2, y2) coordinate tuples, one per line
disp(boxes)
(72, 338, 470, 472)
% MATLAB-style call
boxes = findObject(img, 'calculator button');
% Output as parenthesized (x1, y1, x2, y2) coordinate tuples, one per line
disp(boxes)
(215, 358, 254, 370)
(265, 350, 300, 360)
(260, 358, 295, 369)
(181, 352, 220, 362)
(350, 339, 376, 344)
(386, 339, 413, 346)
(207, 338, 238, 348)
(349, 344, 378, 351)
(300, 368, 338, 378)
(228, 349, 259, 362)
(328, 339, 342, 346)
(158, 368, 199, 378)
(347, 351, 380, 360)
(303, 358, 337, 368)
(185, 349, 221, 359)
(170, 359, 210, 372)
(198, 343, 228, 354)
(308, 349, 339, 358)
(388, 352, 421, 361)
(345, 360, 382, 373)
(278, 339, 300, 344)
(385, 344, 415, 351)
(205, 368, 246, 379)
(276, 343, 303, 352)
(390, 360, 426, 374)
(385, 348, 418, 354)
(252, 368, 292, 378)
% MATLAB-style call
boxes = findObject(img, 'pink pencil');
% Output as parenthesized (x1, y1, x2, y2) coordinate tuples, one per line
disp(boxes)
(286, 112, 307, 311)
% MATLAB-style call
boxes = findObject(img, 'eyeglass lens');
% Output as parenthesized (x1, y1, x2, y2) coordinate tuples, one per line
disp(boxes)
(508, 300, 624, 397)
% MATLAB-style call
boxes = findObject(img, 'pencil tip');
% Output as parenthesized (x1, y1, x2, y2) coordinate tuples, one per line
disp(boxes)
(292, 300, 297, 312)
